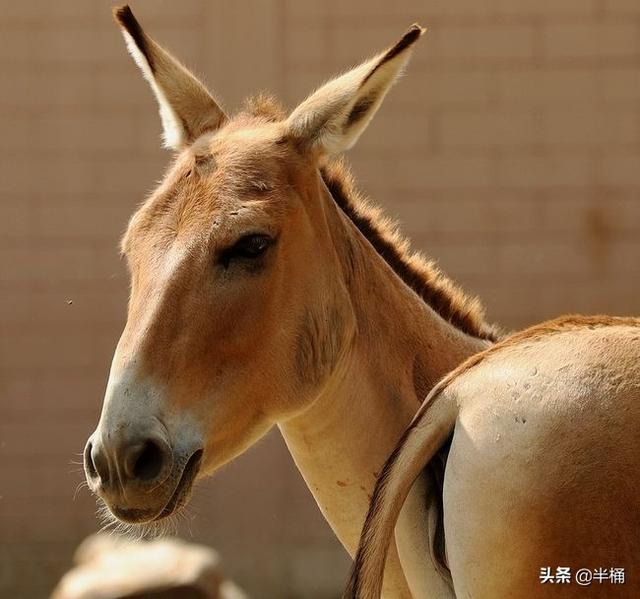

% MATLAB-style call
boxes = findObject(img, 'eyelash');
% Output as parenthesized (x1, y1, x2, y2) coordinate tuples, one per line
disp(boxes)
(219, 233, 274, 269)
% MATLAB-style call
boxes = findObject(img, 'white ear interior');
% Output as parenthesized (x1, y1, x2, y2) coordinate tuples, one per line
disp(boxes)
(120, 29, 184, 149)
(114, 5, 227, 150)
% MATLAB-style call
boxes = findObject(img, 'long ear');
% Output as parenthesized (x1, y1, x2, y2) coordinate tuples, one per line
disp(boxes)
(113, 5, 227, 150)
(286, 25, 425, 157)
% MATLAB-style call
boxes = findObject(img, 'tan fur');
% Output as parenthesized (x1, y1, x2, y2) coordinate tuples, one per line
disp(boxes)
(346, 315, 640, 598)
(86, 10, 496, 598)
(401, 314, 640, 404)
(95, 10, 640, 599)
(321, 160, 500, 342)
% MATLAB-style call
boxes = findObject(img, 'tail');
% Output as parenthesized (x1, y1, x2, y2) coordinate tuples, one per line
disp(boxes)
(343, 386, 458, 599)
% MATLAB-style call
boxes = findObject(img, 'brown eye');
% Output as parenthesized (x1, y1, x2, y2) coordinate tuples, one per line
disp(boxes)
(219, 233, 274, 269)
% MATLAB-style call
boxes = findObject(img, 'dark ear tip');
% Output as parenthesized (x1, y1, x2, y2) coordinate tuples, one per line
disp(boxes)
(113, 5, 135, 28)
(380, 23, 425, 63)
(404, 23, 427, 43)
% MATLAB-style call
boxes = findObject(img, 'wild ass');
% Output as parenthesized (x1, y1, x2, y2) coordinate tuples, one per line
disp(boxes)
(84, 6, 499, 597)
(347, 314, 640, 599)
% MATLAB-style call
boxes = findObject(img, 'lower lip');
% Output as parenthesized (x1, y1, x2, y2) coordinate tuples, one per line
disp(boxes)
(154, 449, 203, 521)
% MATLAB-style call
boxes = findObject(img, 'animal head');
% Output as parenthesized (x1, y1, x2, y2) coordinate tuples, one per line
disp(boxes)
(84, 5, 424, 528)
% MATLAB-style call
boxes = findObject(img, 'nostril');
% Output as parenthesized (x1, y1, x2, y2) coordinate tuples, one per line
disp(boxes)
(127, 440, 165, 482)
(84, 442, 98, 479)
(85, 440, 110, 486)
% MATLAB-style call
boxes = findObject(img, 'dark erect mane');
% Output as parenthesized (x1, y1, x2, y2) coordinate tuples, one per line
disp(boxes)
(321, 160, 500, 342)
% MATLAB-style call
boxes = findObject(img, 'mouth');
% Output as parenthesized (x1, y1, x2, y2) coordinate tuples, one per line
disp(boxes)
(153, 448, 203, 521)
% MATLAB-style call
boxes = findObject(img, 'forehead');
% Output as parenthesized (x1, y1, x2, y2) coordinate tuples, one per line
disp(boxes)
(122, 119, 296, 254)
(202, 120, 291, 189)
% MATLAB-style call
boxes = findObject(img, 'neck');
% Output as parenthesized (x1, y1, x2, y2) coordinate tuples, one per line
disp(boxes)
(279, 176, 490, 562)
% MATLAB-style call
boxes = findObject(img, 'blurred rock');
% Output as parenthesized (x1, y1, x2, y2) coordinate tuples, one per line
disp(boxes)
(51, 534, 249, 599)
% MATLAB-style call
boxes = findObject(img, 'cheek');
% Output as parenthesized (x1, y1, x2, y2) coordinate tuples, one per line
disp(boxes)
(205, 252, 295, 359)
(202, 293, 274, 364)
(292, 305, 348, 393)
(169, 259, 299, 413)
(175, 268, 274, 362)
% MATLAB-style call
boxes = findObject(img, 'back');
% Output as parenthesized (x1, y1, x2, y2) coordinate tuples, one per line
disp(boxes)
(443, 319, 640, 598)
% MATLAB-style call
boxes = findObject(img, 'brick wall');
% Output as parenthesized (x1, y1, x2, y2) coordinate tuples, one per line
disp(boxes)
(0, 1, 638, 597)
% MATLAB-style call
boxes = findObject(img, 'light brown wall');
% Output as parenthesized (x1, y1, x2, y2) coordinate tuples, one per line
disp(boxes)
(1, 1, 638, 598)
